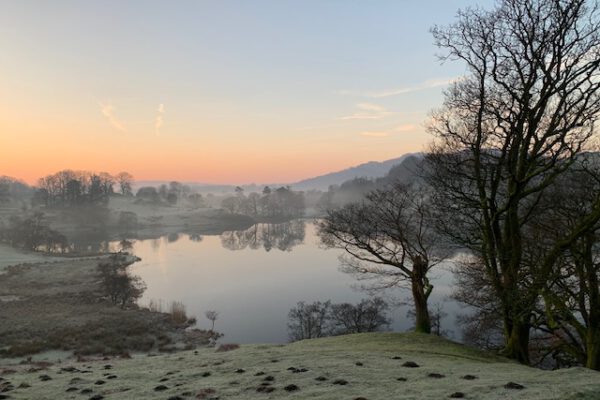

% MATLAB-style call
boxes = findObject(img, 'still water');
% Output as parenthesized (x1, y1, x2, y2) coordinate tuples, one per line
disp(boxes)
(125, 220, 460, 344)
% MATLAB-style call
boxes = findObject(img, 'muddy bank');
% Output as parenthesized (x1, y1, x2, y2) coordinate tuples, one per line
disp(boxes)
(0, 254, 213, 359)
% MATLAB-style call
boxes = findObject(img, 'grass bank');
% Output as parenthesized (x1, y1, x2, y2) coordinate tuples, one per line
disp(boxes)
(0, 332, 598, 399)
(0, 254, 210, 358)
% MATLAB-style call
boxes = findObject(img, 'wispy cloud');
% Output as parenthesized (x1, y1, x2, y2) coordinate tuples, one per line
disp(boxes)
(359, 124, 417, 138)
(296, 122, 343, 131)
(394, 124, 416, 132)
(360, 131, 391, 137)
(155, 103, 164, 135)
(339, 103, 394, 120)
(340, 77, 460, 98)
(99, 102, 127, 132)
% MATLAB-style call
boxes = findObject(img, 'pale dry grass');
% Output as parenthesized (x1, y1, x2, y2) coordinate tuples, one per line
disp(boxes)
(169, 301, 189, 325)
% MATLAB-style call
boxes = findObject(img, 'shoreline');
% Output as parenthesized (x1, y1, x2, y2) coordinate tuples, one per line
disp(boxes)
(0, 250, 215, 361)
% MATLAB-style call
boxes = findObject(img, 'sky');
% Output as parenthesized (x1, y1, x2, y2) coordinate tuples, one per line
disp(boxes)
(0, 0, 491, 185)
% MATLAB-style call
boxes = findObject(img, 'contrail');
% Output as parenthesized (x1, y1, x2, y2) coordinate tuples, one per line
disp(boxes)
(155, 103, 164, 135)
(99, 102, 127, 132)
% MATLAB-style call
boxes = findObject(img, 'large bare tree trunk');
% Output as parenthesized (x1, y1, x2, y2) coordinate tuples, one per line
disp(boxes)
(586, 328, 600, 370)
(317, 184, 441, 337)
(411, 259, 432, 334)
(428, 0, 600, 366)
(503, 318, 531, 364)
(585, 252, 600, 370)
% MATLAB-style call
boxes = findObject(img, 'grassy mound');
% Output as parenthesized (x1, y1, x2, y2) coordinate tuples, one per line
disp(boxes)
(1, 332, 599, 399)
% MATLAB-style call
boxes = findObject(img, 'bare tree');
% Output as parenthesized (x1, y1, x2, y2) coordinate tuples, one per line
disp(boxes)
(451, 255, 505, 350)
(528, 160, 600, 369)
(205, 310, 219, 331)
(220, 221, 305, 252)
(116, 172, 134, 196)
(318, 183, 445, 334)
(287, 301, 331, 341)
(427, 0, 600, 363)
(422, 303, 449, 337)
(0, 181, 10, 204)
(36, 169, 116, 206)
(136, 186, 160, 203)
(287, 298, 390, 341)
(329, 297, 390, 334)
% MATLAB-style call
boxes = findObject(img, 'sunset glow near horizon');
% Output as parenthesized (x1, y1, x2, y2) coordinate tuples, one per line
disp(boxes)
(1, 0, 488, 186)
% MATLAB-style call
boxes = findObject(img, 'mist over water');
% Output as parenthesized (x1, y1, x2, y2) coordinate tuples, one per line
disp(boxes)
(125, 220, 460, 343)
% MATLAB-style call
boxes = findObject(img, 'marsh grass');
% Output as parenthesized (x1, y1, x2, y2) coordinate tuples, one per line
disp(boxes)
(169, 301, 190, 325)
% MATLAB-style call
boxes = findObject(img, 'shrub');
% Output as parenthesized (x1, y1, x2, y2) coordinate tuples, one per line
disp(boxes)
(135, 186, 160, 203)
(287, 297, 390, 341)
(2, 341, 46, 357)
(118, 211, 138, 229)
(216, 343, 240, 352)
(205, 310, 219, 331)
(169, 301, 188, 325)
(330, 297, 391, 334)
(147, 299, 164, 313)
(287, 301, 331, 341)
(97, 255, 146, 308)
(2, 212, 68, 253)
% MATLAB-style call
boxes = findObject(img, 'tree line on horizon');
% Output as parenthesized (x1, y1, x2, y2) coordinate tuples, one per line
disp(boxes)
(31, 170, 134, 207)
(135, 181, 204, 208)
(220, 186, 305, 219)
(1, 170, 205, 210)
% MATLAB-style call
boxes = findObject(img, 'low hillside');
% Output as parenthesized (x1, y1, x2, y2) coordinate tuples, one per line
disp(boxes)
(1, 332, 598, 399)
(292, 154, 415, 191)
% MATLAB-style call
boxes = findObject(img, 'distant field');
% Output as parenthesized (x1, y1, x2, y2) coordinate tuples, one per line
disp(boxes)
(1, 332, 598, 399)
(0, 244, 61, 273)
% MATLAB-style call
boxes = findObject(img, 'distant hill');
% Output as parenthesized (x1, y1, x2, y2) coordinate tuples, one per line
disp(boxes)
(291, 153, 419, 191)
(378, 153, 425, 186)
(133, 153, 421, 194)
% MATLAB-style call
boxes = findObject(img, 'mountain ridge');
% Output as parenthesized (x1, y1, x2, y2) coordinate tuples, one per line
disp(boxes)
(290, 153, 420, 190)
(134, 153, 420, 192)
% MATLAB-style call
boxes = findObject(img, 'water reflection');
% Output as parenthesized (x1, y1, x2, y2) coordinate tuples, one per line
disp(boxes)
(69, 237, 113, 253)
(62, 222, 301, 253)
(188, 233, 203, 242)
(166, 232, 181, 243)
(120, 220, 459, 343)
(127, 221, 375, 343)
(58, 220, 460, 344)
(220, 220, 306, 252)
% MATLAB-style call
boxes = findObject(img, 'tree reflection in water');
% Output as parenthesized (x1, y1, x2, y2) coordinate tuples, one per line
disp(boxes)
(220, 220, 306, 251)
(188, 233, 203, 242)
(166, 232, 180, 243)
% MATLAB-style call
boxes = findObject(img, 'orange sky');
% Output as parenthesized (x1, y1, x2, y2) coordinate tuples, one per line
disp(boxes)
(0, 106, 428, 184)
(0, 1, 471, 186)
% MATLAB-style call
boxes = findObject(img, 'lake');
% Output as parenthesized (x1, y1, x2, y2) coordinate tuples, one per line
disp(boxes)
(124, 220, 461, 344)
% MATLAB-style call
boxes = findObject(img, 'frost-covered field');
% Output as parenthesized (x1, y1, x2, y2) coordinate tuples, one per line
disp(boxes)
(1, 332, 598, 399)
(0, 244, 60, 274)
